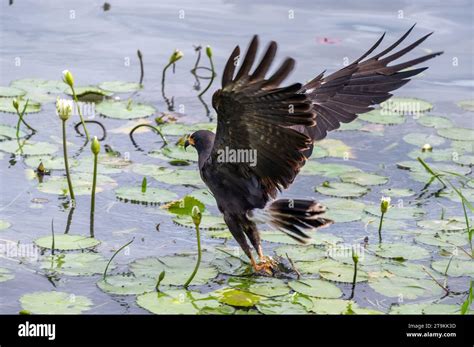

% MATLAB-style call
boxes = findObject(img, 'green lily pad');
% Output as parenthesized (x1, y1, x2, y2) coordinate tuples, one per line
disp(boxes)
(359, 109, 405, 125)
(98, 274, 157, 295)
(432, 259, 473, 277)
(66, 85, 112, 99)
(457, 99, 474, 112)
(0, 86, 26, 97)
(0, 220, 11, 230)
(0, 140, 58, 156)
(165, 195, 206, 216)
(362, 215, 408, 231)
(153, 169, 203, 186)
(370, 243, 430, 261)
(159, 122, 217, 136)
(317, 139, 354, 158)
(289, 279, 342, 298)
(260, 230, 341, 246)
(321, 198, 366, 223)
(403, 133, 445, 147)
(274, 245, 326, 261)
(364, 205, 424, 220)
(188, 189, 217, 206)
(454, 154, 474, 166)
(294, 259, 340, 274)
(417, 218, 467, 231)
(316, 182, 369, 198)
(408, 148, 456, 162)
(417, 115, 453, 129)
(98, 81, 142, 93)
(319, 263, 368, 283)
(390, 303, 461, 314)
(308, 298, 360, 314)
(340, 171, 388, 186)
(228, 277, 290, 297)
(382, 262, 429, 279)
(96, 100, 155, 119)
(451, 140, 474, 153)
(24, 156, 75, 170)
(10, 78, 68, 94)
(311, 146, 329, 159)
(40, 253, 111, 276)
(381, 97, 433, 113)
(173, 215, 227, 230)
(0, 97, 41, 114)
(337, 119, 364, 131)
(20, 291, 92, 314)
(0, 268, 14, 282)
(439, 187, 474, 203)
(213, 287, 261, 307)
(415, 233, 467, 247)
(38, 173, 116, 195)
(380, 188, 415, 197)
(437, 127, 474, 141)
(131, 163, 173, 178)
(301, 162, 361, 177)
(369, 277, 443, 300)
(137, 290, 200, 314)
(115, 186, 178, 205)
(130, 255, 218, 285)
(35, 234, 100, 250)
(160, 145, 198, 162)
(256, 297, 308, 314)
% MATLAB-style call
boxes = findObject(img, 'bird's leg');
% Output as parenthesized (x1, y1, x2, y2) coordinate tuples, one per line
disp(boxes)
(254, 244, 278, 275)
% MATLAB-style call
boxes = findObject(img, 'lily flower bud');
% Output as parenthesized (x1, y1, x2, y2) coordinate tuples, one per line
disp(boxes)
(191, 205, 202, 227)
(206, 45, 213, 58)
(169, 49, 183, 64)
(380, 196, 391, 214)
(56, 98, 72, 121)
(62, 70, 75, 88)
(91, 136, 100, 155)
(12, 98, 19, 111)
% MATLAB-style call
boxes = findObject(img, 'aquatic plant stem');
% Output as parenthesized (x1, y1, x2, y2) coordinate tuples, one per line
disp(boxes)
(198, 55, 215, 97)
(61, 120, 75, 201)
(377, 212, 385, 243)
(90, 151, 98, 238)
(129, 123, 168, 146)
(71, 88, 90, 141)
(184, 224, 201, 288)
(103, 238, 135, 281)
(14, 100, 35, 136)
(137, 49, 144, 85)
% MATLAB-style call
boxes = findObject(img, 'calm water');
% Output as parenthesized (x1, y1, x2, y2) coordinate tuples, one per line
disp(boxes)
(0, 0, 472, 314)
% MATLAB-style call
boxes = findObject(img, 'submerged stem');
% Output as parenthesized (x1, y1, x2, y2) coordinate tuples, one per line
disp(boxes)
(90, 152, 98, 238)
(129, 123, 168, 146)
(377, 212, 385, 243)
(198, 55, 215, 97)
(62, 120, 75, 201)
(184, 224, 201, 288)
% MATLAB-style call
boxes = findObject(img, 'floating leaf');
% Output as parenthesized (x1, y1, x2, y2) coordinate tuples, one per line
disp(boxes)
(159, 122, 216, 136)
(364, 205, 424, 220)
(403, 133, 445, 147)
(228, 277, 290, 297)
(415, 233, 467, 247)
(382, 262, 429, 279)
(0, 86, 26, 97)
(319, 263, 368, 283)
(274, 245, 326, 261)
(137, 290, 200, 314)
(153, 169, 203, 186)
(0, 268, 14, 282)
(173, 215, 227, 230)
(188, 189, 217, 206)
(0, 220, 11, 230)
(35, 234, 100, 250)
(369, 277, 443, 300)
(408, 148, 456, 162)
(24, 156, 74, 170)
(437, 127, 474, 142)
(166, 195, 205, 216)
(289, 279, 342, 298)
(390, 303, 461, 314)
(0, 140, 58, 156)
(115, 186, 178, 205)
(0, 97, 41, 114)
(380, 188, 415, 197)
(65, 85, 112, 100)
(432, 259, 473, 277)
(98, 81, 142, 93)
(370, 243, 430, 261)
(98, 274, 157, 295)
(10, 78, 67, 94)
(340, 171, 388, 186)
(256, 296, 308, 314)
(213, 287, 261, 307)
(359, 109, 405, 125)
(316, 182, 369, 198)
(96, 100, 155, 119)
(20, 291, 92, 314)
(321, 198, 366, 223)
(381, 97, 433, 113)
(301, 162, 361, 177)
(311, 146, 329, 159)
(130, 255, 218, 285)
(417, 115, 453, 129)
(317, 139, 354, 158)
(417, 218, 468, 231)
(337, 119, 364, 131)
(131, 163, 173, 178)
(308, 298, 358, 314)
(456, 99, 474, 112)
(294, 259, 340, 275)
(38, 173, 116, 195)
(40, 253, 111, 276)
(160, 145, 197, 162)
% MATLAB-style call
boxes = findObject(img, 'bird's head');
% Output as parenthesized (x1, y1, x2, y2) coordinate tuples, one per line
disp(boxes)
(184, 130, 215, 154)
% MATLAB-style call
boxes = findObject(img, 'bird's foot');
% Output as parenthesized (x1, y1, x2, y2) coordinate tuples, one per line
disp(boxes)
(252, 256, 279, 276)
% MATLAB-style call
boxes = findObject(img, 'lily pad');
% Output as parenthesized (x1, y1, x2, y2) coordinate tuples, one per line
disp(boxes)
(316, 182, 369, 198)
(321, 198, 366, 223)
(310, 146, 329, 159)
(98, 274, 157, 295)
(131, 163, 173, 178)
(137, 290, 200, 314)
(364, 205, 424, 220)
(0, 97, 41, 114)
(159, 122, 217, 136)
(340, 171, 388, 186)
(417, 218, 468, 231)
(301, 162, 361, 177)
(437, 127, 474, 142)
(289, 279, 342, 298)
(0, 86, 26, 97)
(228, 277, 290, 297)
(188, 189, 217, 206)
(457, 99, 474, 112)
(0, 268, 14, 282)
(115, 186, 178, 205)
(40, 253, 111, 276)
(432, 259, 473, 277)
(359, 109, 405, 125)
(417, 115, 453, 129)
(381, 97, 433, 113)
(403, 133, 445, 147)
(256, 297, 308, 314)
(130, 255, 218, 285)
(317, 139, 354, 158)
(0, 140, 58, 156)
(96, 100, 155, 119)
(0, 220, 11, 230)
(160, 145, 198, 162)
(382, 262, 430, 279)
(35, 234, 100, 250)
(415, 233, 467, 247)
(370, 243, 430, 261)
(173, 215, 227, 230)
(274, 245, 326, 261)
(153, 169, 203, 186)
(24, 156, 73, 170)
(308, 298, 361, 314)
(98, 81, 142, 93)
(380, 188, 415, 197)
(319, 263, 369, 283)
(213, 287, 261, 307)
(38, 173, 116, 195)
(390, 303, 461, 314)
(408, 148, 456, 162)
(369, 277, 443, 300)
(10, 78, 68, 94)
(20, 291, 92, 314)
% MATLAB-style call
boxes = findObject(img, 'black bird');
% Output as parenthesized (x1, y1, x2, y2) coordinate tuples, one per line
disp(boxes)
(185, 25, 442, 274)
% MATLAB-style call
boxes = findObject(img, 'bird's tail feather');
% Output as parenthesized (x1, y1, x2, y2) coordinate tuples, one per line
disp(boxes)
(249, 199, 333, 244)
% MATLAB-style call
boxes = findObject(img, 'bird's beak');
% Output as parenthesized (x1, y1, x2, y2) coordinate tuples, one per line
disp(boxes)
(184, 136, 195, 151)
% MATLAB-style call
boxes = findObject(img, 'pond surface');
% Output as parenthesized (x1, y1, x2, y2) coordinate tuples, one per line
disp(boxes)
(0, 0, 473, 314)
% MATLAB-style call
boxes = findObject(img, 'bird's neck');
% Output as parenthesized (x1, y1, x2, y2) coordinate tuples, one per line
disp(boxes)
(197, 140, 214, 170)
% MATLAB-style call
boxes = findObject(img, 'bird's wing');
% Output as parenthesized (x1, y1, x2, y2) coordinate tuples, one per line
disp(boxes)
(301, 24, 443, 142)
(210, 35, 316, 199)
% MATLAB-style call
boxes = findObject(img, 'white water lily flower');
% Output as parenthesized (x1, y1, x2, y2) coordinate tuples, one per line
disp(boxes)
(56, 98, 72, 121)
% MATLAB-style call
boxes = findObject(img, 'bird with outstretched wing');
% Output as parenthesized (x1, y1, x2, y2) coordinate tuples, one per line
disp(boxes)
(185, 25, 442, 274)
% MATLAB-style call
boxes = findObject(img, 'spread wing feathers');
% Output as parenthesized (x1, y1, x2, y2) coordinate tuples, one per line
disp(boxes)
(302, 24, 443, 141)
(211, 35, 316, 198)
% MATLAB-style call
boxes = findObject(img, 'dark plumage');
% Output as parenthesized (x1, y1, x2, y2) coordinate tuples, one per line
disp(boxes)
(185, 25, 442, 274)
